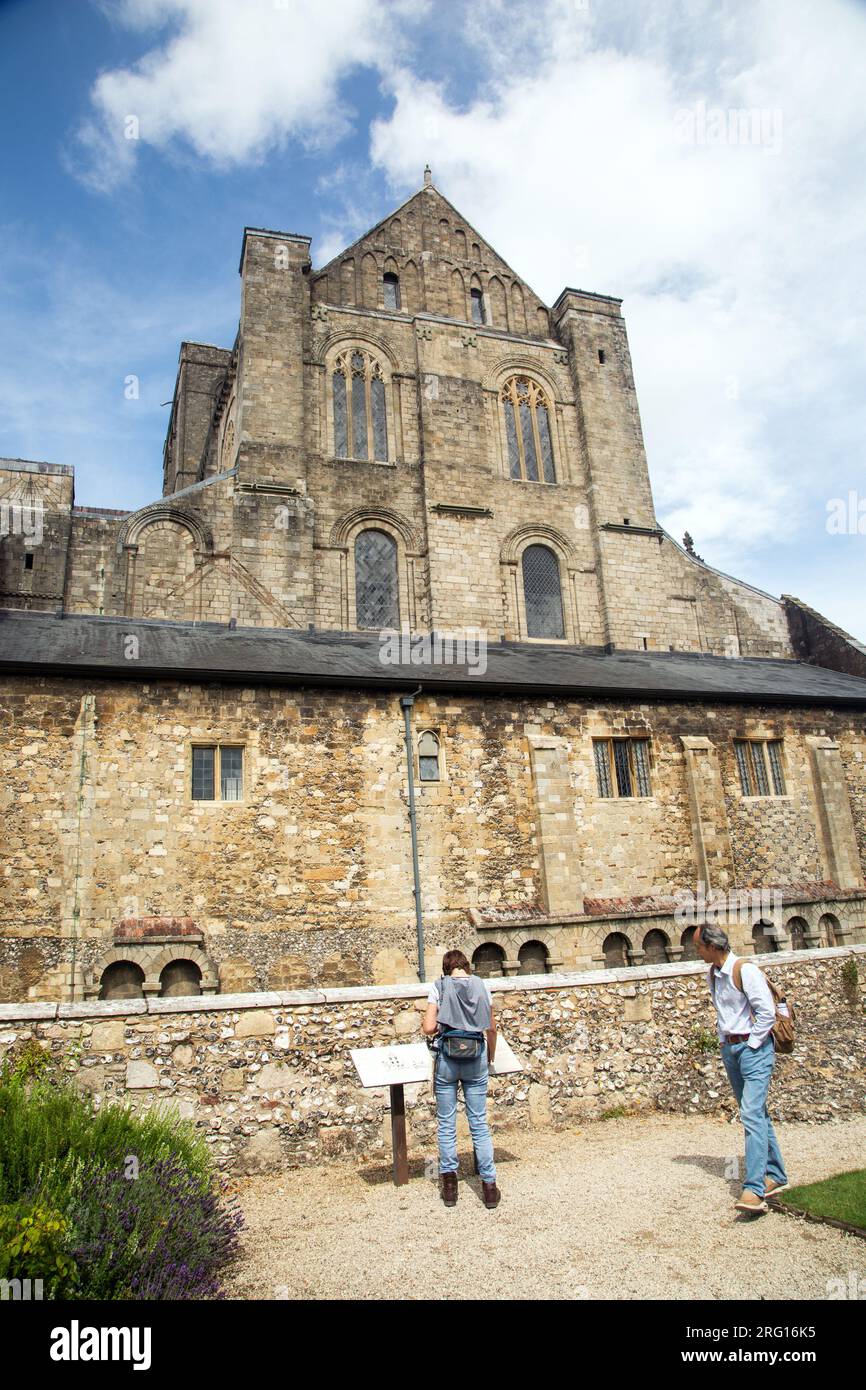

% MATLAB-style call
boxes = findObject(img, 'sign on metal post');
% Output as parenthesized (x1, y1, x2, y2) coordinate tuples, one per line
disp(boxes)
(350, 1037, 524, 1186)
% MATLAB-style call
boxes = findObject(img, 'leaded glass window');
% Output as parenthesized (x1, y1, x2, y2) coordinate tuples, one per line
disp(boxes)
(471, 287, 485, 324)
(734, 739, 786, 797)
(192, 746, 215, 800)
(332, 350, 388, 460)
(501, 377, 556, 482)
(383, 272, 400, 310)
(418, 730, 440, 782)
(355, 529, 399, 629)
(767, 740, 786, 795)
(220, 747, 243, 801)
(192, 745, 244, 801)
(522, 544, 564, 639)
(593, 738, 652, 799)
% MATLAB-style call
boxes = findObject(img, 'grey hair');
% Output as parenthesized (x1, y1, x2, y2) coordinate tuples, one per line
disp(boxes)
(698, 923, 730, 951)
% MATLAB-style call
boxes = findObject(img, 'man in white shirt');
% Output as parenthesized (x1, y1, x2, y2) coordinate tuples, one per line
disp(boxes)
(696, 923, 789, 1214)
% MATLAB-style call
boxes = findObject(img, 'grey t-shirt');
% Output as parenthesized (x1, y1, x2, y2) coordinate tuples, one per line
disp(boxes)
(427, 974, 493, 1033)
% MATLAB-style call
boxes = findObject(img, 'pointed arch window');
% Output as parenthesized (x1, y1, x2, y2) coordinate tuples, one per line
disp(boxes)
(522, 543, 564, 639)
(383, 272, 401, 310)
(501, 376, 556, 483)
(333, 350, 388, 461)
(355, 528, 399, 629)
(418, 730, 441, 782)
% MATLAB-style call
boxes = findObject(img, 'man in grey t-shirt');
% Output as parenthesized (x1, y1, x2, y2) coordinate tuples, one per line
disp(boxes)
(422, 949, 500, 1209)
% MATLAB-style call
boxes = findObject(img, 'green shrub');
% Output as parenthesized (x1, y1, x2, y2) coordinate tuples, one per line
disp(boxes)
(0, 1197, 78, 1298)
(690, 1025, 720, 1054)
(0, 1073, 210, 1207)
(0, 1038, 54, 1084)
(0, 1073, 239, 1299)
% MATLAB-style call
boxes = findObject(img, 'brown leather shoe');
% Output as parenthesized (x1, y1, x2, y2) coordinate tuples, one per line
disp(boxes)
(440, 1172, 458, 1207)
(482, 1180, 501, 1209)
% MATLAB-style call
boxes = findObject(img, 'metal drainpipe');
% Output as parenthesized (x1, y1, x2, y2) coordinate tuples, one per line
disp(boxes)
(400, 688, 426, 982)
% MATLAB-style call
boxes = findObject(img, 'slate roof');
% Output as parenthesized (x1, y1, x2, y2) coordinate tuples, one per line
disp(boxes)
(3, 610, 866, 707)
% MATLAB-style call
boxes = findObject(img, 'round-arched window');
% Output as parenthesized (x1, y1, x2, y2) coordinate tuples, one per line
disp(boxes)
(354, 528, 399, 629)
(522, 544, 565, 639)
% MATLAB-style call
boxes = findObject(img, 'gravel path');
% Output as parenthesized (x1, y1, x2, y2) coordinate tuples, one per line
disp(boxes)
(224, 1112, 866, 1301)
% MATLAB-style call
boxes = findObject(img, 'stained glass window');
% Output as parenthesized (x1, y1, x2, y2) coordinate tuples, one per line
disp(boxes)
(501, 377, 556, 482)
(522, 544, 564, 639)
(332, 350, 388, 461)
(355, 529, 399, 629)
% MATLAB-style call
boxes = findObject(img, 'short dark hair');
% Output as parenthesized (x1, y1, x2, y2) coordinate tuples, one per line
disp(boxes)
(442, 949, 472, 975)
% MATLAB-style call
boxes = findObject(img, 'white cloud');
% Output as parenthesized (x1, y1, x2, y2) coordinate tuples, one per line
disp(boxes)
(74, 0, 389, 190)
(368, 0, 866, 626)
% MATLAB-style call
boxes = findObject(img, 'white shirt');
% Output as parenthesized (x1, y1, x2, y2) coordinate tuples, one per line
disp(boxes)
(707, 953, 776, 1049)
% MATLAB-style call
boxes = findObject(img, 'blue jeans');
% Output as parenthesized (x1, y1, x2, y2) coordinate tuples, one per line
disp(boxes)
(721, 1037, 788, 1197)
(434, 1044, 496, 1182)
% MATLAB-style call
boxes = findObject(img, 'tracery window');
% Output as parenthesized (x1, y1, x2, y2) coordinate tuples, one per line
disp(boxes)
(522, 543, 565, 639)
(501, 376, 555, 483)
(355, 529, 399, 629)
(332, 350, 388, 461)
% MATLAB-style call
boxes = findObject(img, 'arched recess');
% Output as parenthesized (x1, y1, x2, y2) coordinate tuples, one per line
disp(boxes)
(402, 260, 420, 314)
(318, 334, 403, 463)
(118, 505, 213, 621)
(329, 507, 426, 632)
(449, 268, 466, 320)
(500, 523, 580, 642)
(510, 282, 527, 333)
(360, 252, 378, 308)
(86, 943, 218, 999)
(487, 276, 507, 328)
(340, 258, 355, 305)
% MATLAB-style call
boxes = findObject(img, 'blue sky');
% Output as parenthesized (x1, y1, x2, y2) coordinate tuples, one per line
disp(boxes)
(1, 0, 864, 638)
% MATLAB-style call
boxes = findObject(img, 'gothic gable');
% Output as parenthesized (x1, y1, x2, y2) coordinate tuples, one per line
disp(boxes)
(311, 184, 551, 338)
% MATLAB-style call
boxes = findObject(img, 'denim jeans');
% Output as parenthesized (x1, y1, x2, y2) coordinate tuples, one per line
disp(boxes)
(721, 1036, 788, 1197)
(434, 1044, 496, 1182)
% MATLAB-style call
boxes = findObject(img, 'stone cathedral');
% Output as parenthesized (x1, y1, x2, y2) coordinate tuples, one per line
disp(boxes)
(2, 173, 866, 1004)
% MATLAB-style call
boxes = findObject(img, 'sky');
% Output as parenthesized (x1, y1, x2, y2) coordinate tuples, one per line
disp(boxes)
(0, 0, 864, 638)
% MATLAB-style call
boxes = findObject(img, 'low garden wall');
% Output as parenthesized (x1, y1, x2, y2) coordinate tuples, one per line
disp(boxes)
(1, 947, 864, 1174)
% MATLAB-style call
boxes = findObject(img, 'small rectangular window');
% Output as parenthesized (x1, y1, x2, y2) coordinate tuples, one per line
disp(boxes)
(192, 746, 216, 801)
(470, 288, 485, 325)
(220, 746, 243, 801)
(24, 552, 34, 570)
(594, 738, 651, 798)
(192, 745, 243, 801)
(734, 739, 786, 797)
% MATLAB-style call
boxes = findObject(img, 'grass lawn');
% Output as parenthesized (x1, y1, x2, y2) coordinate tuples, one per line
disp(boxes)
(780, 1169, 866, 1231)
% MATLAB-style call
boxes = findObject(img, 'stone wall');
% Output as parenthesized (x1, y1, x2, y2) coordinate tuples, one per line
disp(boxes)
(1, 948, 863, 1175)
(1, 672, 865, 1000)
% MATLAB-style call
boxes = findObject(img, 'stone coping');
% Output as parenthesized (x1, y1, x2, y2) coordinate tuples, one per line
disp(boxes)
(0, 945, 862, 1025)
